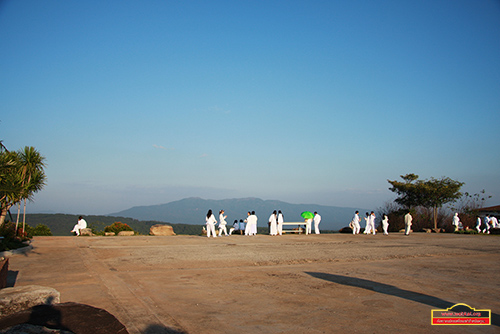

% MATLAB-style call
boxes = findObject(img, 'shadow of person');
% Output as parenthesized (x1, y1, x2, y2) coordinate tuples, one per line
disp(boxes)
(305, 272, 499, 327)
(144, 324, 187, 334)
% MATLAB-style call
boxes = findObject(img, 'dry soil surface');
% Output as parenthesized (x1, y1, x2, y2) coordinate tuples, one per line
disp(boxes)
(5, 233, 500, 334)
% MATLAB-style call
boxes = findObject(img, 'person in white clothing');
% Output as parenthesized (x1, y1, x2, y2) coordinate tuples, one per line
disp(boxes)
(483, 214, 491, 234)
(382, 214, 389, 235)
(269, 211, 277, 236)
(251, 211, 258, 235)
(363, 212, 371, 234)
(369, 211, 376, 235)
(218, 210, 228, 236)
(404, 211, 412, 235)
(71, 216, 87, 236)
(490, 215, 499, 229)
(475, 216, 482, 233)
(205, 209, 217, 238)
(351, 211, 361, 234)
(452, 213, 461, 232)
(277, 210, 284, 236)
(305, 218, 312, 235)
(313, 212, 321, 234)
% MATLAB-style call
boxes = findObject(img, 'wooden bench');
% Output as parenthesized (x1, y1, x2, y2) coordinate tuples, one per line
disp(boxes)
(280, 222, 309, 235)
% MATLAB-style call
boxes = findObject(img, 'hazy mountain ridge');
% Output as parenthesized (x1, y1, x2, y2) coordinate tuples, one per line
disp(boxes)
(109, 197, 369, 230)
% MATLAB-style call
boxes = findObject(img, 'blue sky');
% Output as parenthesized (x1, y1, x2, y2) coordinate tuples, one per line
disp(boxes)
(1, 0, 499, 215)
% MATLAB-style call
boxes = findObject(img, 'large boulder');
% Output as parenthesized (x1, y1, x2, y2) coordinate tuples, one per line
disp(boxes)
(0, 285, 60, 317)
(79, 228, 93, 236)
(0, 259, 8, 290)
(0, 302, 128, 334)
(117, 231, 134, 236)
(149, 224, 176, 236)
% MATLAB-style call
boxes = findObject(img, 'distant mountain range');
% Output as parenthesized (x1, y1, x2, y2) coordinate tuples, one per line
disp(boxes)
(109, 197, 369, 230)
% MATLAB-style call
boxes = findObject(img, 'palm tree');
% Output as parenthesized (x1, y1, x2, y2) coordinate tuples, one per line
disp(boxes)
(0, 146, 46, 228)
(17, 147, 46, 233)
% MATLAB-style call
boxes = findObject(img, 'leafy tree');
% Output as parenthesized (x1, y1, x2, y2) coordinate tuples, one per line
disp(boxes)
(388, 174, 464, 229)
(0, 146, 46, 227)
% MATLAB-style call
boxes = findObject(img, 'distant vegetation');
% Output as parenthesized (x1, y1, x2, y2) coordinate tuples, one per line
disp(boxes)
(21, 214, 204, 236)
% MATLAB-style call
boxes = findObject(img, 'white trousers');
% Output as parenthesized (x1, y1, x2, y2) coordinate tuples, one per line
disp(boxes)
(352, 222, 360, 234)
(382, 223, 389, 235)
(314, 221, 320, 234)
(206, 223, 217, 237)
(405, 223, 412, 235)
(218, 225, 228, 236)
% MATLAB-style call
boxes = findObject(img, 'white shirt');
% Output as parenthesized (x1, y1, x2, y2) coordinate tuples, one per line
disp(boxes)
(277, 213, 284, 224)
(206, 214, 217, 225)
(78, 219, 87, 229)
(313, 214, 321, 224)
(219, 214, 227, 226)
(352, 214, 360, 225)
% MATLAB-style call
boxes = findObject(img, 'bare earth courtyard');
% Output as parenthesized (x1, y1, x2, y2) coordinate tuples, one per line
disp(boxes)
(5, 233, 500, 334)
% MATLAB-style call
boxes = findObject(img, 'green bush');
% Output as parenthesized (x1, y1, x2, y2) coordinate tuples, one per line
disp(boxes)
(104, 222, 134, 235)
(24, 224, 52, 236)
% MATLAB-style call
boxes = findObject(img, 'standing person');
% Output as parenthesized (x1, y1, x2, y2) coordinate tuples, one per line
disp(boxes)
(71, 216, 87, 236)
(483, 214, 491, 234)
(404, 210, 412, 236)
(277, 210, 284, 236)
(269, 210, 277, 236)
(251, 211, 258, 235)
(351, 211, 361, 234)
(452, 213, 461, 232)
(369, 211, 376, 235)
(382, 214, 389, 235)
(304, 217, 312, 235)
(218, 210, 228, 236)
(363, 212, 371, 234)
(313, 212, 321, 234)
(244, 212, 252, 236)
(205, 209, 217, 238)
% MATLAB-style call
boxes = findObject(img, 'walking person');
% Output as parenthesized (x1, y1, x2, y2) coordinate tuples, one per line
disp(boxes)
(475, 216, 482, 233)
(313, 212, 321, 234)
(452, 213, 461, 232)
(218, 210, 228, 236)
(269, 210, 278, 236)
(369, 211, 376, 235)
(205, 209, 217, 238)
(351, 211, 361, 234)
(483, 214, 491, 234)
(382, 214, 389, 235)
(404, 210, 412, 236)
(277, 210, 284, 236)
(363, 212, 371, 234)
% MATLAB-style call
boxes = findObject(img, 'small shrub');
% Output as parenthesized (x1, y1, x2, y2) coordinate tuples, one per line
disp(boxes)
(0, 221, 30, 251)
(104, 222, 134, 235)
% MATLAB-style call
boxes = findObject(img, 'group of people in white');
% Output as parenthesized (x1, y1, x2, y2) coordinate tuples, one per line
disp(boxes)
(350, 210, 499, 235)
(204, 209, 322, 237)
(350, 211, 392, 236)
(475, 214, 499, 234)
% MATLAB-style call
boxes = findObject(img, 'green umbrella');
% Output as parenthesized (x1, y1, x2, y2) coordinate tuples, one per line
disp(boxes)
(301, 211, 314, 219)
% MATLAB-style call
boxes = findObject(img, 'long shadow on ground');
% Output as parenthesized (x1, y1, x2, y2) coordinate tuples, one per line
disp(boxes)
(305, 272, 499, 327)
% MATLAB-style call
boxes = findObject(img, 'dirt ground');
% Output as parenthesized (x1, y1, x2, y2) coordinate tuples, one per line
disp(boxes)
(4, 233, 500, 334)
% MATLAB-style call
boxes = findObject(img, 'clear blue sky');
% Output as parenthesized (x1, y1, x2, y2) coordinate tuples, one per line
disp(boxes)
(1, 0, 499, 215)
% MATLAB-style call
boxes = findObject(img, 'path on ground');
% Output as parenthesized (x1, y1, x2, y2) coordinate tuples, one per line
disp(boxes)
(6, 233, 500, 334)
